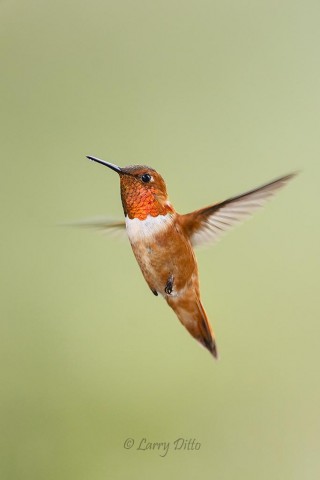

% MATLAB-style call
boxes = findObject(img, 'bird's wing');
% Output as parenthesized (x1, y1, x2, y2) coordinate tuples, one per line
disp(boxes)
(62, 216, 126, 238)
(181, 173, 297, 248)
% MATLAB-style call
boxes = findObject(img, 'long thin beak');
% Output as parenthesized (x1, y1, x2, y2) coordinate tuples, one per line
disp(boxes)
(86, 155, 122, 173)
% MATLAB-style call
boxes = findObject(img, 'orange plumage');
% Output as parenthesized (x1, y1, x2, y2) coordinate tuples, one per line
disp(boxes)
(86, 155, 296, 358)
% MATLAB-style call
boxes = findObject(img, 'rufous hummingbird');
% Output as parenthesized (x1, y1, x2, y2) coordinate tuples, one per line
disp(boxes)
(86, 155, 296, 359)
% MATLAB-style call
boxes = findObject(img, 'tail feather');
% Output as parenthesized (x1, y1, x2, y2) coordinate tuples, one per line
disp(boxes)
(167, 296, 218, 358)
(196, 299, 218, 358)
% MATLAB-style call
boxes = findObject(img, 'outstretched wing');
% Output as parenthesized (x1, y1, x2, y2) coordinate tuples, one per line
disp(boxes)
(62, 216, 126, 237)
(181, 173, 297, 247)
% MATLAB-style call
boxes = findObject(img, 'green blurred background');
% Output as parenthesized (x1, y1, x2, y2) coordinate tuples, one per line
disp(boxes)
(1, 1, 320, 478)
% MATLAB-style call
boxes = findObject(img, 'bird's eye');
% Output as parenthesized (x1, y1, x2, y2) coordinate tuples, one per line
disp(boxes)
(141, 173, 152, 183)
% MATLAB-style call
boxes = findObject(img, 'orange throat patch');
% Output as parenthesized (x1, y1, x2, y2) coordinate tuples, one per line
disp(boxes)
(122, 185, 173, 220)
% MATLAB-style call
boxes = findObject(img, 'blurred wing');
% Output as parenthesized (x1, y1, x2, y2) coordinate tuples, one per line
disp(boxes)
(62, 216, 126, 238)
(182, 173, 297, 247)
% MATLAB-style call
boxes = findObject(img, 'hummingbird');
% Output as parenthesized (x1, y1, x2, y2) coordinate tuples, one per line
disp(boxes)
(86, 155, 296, 359)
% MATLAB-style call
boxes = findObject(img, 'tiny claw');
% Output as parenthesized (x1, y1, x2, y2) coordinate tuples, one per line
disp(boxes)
(164, 275, 174, 295)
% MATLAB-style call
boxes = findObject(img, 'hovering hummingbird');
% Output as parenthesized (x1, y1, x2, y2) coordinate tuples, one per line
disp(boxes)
(86, 155, 296, 358)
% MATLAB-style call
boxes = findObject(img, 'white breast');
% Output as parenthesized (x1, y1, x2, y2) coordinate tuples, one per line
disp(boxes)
(125, 214, 173, 243)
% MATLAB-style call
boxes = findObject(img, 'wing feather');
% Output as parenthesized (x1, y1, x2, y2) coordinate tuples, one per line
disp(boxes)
(182, 173, 297, 247)
(62, 217, 126, 238)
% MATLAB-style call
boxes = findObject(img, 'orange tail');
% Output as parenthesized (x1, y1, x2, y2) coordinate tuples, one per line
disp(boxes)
(167, 296, 218, 358)
(196, 299, 218, 358)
